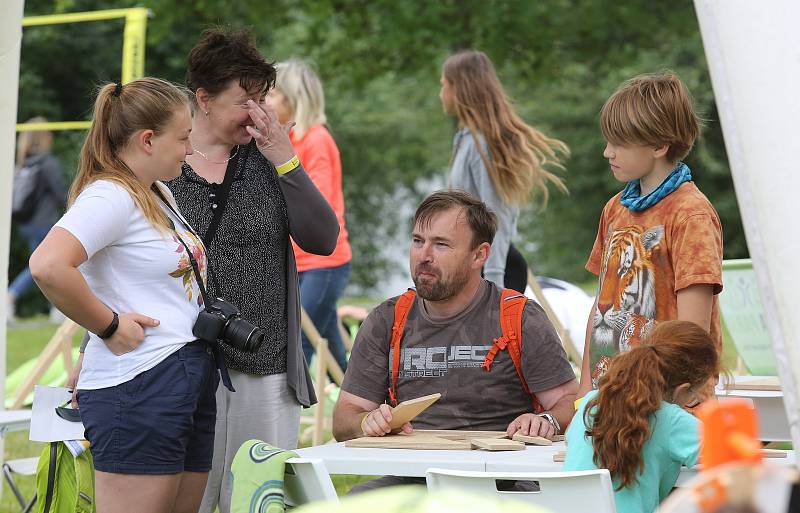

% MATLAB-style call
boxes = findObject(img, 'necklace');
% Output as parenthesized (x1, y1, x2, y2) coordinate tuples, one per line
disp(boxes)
(192, 145, 239, 165)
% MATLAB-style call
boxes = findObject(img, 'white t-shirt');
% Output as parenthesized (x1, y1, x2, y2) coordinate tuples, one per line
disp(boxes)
(56, 180, 207, 390)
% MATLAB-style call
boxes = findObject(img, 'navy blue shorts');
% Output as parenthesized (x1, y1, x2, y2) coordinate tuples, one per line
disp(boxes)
(77, 342, 219, 474)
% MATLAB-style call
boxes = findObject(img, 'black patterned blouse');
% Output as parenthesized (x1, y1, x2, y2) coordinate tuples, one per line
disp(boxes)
(166, 141, 336, 385)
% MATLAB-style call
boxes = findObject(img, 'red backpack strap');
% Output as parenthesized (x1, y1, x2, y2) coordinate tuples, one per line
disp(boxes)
(482, 288, 543, 413)
(389, 289, 416, 406)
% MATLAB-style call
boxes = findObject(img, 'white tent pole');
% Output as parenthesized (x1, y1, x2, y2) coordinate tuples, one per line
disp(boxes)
(0, 0, 25, 490)
(1, 0, 25, 395)
(694, 0, 800, 456)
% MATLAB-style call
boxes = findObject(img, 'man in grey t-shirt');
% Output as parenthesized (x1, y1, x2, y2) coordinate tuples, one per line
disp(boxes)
(333, 191, 577, 451)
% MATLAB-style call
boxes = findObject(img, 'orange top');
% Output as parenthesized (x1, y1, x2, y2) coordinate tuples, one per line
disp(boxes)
(585, 182, 723, 386)
(290, 124, 351, 271)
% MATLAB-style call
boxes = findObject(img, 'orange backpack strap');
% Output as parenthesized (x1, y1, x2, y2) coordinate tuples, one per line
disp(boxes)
(389, 289, 416, 406)
(481, 288, 543, 413)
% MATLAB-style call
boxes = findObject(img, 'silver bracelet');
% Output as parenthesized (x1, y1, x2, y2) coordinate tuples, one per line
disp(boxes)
(537, 412, 561, 434)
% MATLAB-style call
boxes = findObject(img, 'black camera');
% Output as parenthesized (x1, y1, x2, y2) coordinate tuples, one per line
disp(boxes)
(193, 298, 265, 352)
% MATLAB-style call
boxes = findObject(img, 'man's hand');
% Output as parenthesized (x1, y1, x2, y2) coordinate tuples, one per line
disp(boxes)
(360, 404, 413, 437)
(506, 413, 556, 440)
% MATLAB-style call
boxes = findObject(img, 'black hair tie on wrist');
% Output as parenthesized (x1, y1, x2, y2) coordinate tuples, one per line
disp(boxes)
(97, 311, 119, 339)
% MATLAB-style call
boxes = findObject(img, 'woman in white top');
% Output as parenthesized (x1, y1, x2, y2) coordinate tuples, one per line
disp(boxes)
(30, 78, 214, 513)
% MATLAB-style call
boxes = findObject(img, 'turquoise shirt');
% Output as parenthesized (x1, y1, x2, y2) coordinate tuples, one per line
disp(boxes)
(564, 390, 700, 513)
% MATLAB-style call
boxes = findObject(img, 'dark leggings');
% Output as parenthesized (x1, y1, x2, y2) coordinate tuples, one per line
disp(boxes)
(503, 243, 529, 293)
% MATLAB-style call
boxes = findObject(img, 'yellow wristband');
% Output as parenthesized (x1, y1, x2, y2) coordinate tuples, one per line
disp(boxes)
(359, 412, 371, 436)
(276, 155, 300, 175)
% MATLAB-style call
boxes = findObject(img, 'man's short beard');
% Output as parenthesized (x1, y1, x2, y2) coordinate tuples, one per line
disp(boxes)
(413, 266, 471, 302)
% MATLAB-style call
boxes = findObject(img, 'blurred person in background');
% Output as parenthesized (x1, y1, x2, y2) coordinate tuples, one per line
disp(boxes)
(267, 59, 352, 374)
(440, 50, 569, 293)
(8, 117, 67, 323)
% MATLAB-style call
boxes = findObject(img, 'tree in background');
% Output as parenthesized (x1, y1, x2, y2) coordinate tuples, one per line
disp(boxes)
(12, 0, 745, 313)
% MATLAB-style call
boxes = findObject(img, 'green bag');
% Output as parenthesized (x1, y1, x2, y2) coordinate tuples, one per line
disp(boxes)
(35, 442, 96, 513)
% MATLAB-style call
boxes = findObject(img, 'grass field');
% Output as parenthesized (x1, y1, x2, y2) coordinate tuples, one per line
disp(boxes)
(1, 318, 372, 512)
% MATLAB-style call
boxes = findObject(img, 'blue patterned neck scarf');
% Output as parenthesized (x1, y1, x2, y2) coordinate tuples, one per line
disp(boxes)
(620, 162, 693, 212)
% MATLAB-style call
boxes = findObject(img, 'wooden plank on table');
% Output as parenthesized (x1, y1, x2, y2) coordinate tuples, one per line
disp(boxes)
(512, 433, 553, 446)
(345, 435, 471, 450)
(724, 377, 781, 391)
(389, 393, 441, 430)
(471, 438, 525, 451)
(761, 449, 788, 458)
(552, 434, 565, 442)
(414, 429, 507, 440)
(553, 451, 566, 462)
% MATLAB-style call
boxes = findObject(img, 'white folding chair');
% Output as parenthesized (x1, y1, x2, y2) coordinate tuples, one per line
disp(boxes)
(2, 457, 39, 513)
(284, 457, 339, 507)
(426, 468, 616, 513)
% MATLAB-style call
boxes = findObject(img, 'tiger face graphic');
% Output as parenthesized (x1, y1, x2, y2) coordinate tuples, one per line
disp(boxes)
(618, 313, 655, 353)
(591, 225, 664, 375)
(591, 355, 612, 388)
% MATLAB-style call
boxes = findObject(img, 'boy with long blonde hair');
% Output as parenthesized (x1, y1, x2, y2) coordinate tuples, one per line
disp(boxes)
(578, 72, 723, 396)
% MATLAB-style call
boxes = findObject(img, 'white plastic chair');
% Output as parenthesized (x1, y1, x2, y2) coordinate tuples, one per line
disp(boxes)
(2, 457, 39, 513)
(426, 468, 616, 513)
(284, 457, 339, 507)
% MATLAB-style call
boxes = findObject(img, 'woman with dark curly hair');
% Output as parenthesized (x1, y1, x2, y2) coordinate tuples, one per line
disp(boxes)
(167, 28, 338, 513)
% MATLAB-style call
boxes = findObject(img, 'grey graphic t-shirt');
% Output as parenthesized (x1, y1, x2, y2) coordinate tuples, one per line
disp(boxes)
(342, 281, 576, 431)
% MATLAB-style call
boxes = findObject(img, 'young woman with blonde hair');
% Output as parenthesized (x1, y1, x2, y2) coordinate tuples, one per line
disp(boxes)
(7, 117, 66, 321)
(267, 59, 352, 374)
(30, 78, 217, 513)
(440, 50, 569, 292)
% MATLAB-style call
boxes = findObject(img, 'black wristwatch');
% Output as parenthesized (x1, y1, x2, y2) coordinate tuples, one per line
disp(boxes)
(96, 311, 119, 339)
(537, 412, 561, 434)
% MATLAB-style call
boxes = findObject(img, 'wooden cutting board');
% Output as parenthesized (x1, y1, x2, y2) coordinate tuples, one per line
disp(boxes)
(389, 393, 441, 429)
(724, 377, 781, 391)
(471, 438, 525, 451)
(345, 434, 471, 450)
(512, 433, 553, 446)
(414, 430, 507, 440)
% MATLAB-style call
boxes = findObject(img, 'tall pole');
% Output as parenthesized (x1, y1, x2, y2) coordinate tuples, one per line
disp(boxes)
(694, 0, 800, 458)
(0, 0, 26, 489)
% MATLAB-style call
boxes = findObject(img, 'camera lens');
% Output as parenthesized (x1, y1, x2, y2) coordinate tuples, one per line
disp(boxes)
(223, 318, 266, 352)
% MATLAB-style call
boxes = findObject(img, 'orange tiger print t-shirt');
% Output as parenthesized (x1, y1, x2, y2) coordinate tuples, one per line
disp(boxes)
(585, 181, 723, 387)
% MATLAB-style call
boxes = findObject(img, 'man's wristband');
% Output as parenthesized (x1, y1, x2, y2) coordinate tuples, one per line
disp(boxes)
(537, 412, 561, 434)
(275, 155, 300, 175)
(359, 411, 371, 436)
(96, 311, 119, 339)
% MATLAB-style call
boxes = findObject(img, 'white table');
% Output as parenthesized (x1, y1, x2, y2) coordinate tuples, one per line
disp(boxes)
(0, 410, 32, 436)
(294, 442, 795, 487)
(294, 441, 509, 476)
(715, 376, 789, 441)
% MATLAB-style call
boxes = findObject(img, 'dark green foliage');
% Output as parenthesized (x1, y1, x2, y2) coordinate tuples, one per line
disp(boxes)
(13, 0, 747, 311)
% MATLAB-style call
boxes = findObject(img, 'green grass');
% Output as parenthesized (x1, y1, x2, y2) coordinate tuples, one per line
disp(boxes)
(1, 319, 370, 511)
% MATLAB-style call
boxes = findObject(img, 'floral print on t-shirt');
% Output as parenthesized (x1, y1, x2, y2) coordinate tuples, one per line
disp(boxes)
(169, 229, 207, 306)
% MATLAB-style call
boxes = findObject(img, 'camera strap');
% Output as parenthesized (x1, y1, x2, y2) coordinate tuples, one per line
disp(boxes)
(153, 186, 212, 304)
(153, 186, 235, 392)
